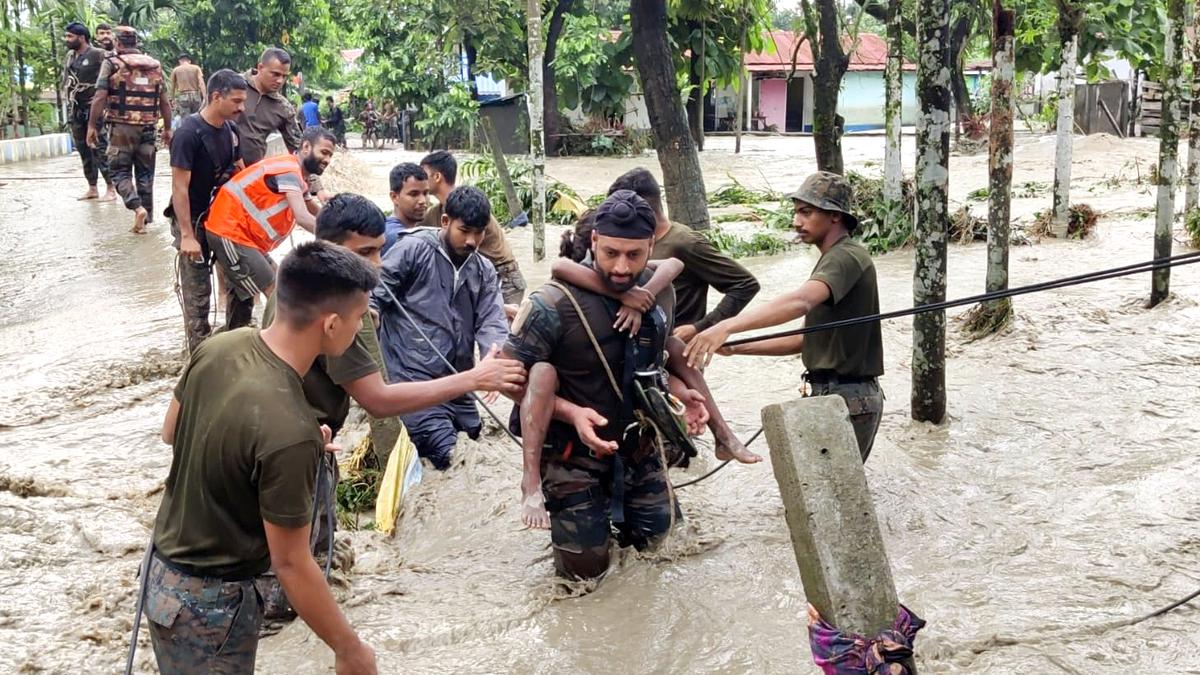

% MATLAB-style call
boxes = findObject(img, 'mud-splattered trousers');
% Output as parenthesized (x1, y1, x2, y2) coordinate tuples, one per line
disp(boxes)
(107, 122, 156, 213)
(170, 215, 252, 353)
(70, 106, 111, 187)
(541, 435, 675, 580)
(804, 378, 884, 461)
(176, 91, 203, 116)
(144, 554, 265, 674)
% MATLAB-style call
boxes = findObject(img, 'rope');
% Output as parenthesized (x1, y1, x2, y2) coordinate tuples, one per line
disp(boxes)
(723, 250, 1200, 348)
(672, 427, 764, 490)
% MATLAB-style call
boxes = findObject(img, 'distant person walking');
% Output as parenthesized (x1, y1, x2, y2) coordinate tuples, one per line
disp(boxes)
(323, 96, 346, 148)
(86, 26, 172, 234)
(300, 92, 321, 128)
(169, 53, 205, 115)
(62, 22, 115, 202)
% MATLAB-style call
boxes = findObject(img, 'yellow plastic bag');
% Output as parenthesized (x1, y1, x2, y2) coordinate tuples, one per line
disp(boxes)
(374, 425, 422, 536)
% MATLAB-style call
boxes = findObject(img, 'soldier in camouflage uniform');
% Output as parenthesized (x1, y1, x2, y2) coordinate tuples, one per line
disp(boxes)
(505, 191, 711, 580)
(61, 22, 116, 201)
(688, 171, 886, 461)
(86, 26, 173, 234)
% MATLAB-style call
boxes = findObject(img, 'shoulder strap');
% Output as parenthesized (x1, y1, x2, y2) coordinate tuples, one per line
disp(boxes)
(545, 281, 623, 402)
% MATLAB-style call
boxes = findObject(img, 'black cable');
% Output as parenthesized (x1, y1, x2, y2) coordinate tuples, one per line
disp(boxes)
(673, 427, 764, 489)
(724, 250, 1200, 348)
(1128, 585, 1200, 625)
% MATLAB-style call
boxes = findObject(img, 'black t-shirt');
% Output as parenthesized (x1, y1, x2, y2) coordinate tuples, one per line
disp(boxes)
(64, 46, 107, 109)
(169, 114, 242, 221)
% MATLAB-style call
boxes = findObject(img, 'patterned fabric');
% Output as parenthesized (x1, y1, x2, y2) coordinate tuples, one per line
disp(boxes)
(107, 122, 157, 213)
(809, 604, 925, 675)
(786, 170, 859, 229)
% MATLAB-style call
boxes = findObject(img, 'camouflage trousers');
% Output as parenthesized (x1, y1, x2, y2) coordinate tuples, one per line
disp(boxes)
(170, 216, 253, 353)
(495, 260, 527, 305)
(70, 112, 111, 187)
(144, 555, 264, 674)
(804, 378, 884, 462)
(107, 122, 157, 213)
(176, 91, 204, 116)
(541, 437, 675, 580)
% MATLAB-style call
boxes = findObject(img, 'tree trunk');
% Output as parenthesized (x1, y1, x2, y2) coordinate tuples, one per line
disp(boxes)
(811, 0, 849, 174)
(481, 116, 524, 220)
(949, 16, 973, 125)
(982, 1, 1015, 324)
(49, 19, 64, 129)
(543, 0, 573, 156)
(883, 0, 904, 213)
(527, 0, 547, 260)
(14, 2, 29, 135)
(735, 66, 746, 153)
(1185, 1, 1200, 216)
(1151, 0, 1186, 307)
(1051, 29, 1077, 236)
(631, 0, 710, 230)
(685, 20, 705, 150)
(912, 0, 950, 424)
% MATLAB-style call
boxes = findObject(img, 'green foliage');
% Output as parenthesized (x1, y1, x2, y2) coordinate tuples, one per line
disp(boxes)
(707, 176, 780, 206)
(702, 227, 792, 258)
(1031, 203, 1100, 239)
(845, 171, 917, 254)
(1186, 210, 1200, 248)
(1013, 0, 1165, 80)
(335, 467, 380, 529)
(460, 153, 584, 225)
(553, 14, 634, 120)
(967, 187, 989, 202)
(414, 83, 479, 149)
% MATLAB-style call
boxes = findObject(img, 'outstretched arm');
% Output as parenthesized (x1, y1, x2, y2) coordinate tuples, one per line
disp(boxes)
(685, 279, 831, 368)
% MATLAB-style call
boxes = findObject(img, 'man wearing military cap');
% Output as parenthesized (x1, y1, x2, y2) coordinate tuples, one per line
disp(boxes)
(686, 171, 885, 461)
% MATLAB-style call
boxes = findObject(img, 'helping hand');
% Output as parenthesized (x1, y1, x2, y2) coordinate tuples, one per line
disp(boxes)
(672, 324, 698, 343)
(474, 344, 526, 395)
(572, 407, 618, 456)
(683, 323, 732, 370)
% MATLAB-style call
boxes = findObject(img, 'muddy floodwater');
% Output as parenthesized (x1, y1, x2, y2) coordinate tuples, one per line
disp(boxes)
(1, 134, 1197, 673)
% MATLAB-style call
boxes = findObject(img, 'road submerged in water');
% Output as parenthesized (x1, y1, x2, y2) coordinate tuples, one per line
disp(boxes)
(0, 134, 1197, 673)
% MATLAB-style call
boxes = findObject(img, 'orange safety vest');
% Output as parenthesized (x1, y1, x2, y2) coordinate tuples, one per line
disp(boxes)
(204, 155, 308, 253)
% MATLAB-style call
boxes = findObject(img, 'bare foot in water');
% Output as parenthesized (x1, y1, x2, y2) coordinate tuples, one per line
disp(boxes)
(130, 207, 148, 234)
(520, 479, 550, 530)
(99, 185, 117, 202)
(714, 434, 762, 464)
(77, 187, 99, 200)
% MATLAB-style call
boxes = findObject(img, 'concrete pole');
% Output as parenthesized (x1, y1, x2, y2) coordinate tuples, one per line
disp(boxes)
(761, 396, 904, 641)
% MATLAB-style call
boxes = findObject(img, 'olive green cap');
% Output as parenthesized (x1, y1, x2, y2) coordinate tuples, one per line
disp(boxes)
(786, 171, 859, 230)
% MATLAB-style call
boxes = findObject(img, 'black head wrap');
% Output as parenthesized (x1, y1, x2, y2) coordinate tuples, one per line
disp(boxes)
(65, 22, 89, 40)
(593, 189, 656, 239)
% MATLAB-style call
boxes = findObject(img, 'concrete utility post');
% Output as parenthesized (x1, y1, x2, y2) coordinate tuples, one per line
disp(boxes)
(761, 396, 907, 648)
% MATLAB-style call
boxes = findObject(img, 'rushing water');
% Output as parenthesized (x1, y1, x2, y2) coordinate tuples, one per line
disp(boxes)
(0, 135, 1197, 674)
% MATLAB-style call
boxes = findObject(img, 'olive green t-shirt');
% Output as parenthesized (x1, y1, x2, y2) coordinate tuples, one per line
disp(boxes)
(262, 294, 381, 435)
(802, 236, 884, 378)
(153, 328, 324, 579)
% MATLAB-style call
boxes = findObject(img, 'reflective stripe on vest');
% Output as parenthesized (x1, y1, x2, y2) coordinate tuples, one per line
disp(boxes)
(223, 158, 298, 244)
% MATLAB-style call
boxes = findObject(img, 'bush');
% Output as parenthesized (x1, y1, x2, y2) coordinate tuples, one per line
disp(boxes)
(844, 171, 916, 254)
(707, 176, 781, 206)
(702, 227, 792, 258)
(1030, 204, 1099, 239)
(460, 154, 585, 225)
(558, 118, 650, 157)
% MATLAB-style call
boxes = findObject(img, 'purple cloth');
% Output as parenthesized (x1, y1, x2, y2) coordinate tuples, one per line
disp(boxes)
(809, 604, 925, 675)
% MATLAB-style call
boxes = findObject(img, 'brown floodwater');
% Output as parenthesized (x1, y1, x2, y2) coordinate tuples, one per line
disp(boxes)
(0, 134, 1197, 673)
